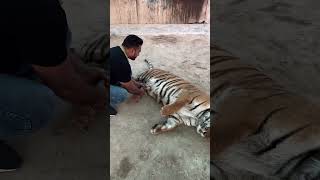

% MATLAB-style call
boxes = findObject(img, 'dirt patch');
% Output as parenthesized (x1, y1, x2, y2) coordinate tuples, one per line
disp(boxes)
(150, 35, 178, 44)
(116, 157, 134, 178)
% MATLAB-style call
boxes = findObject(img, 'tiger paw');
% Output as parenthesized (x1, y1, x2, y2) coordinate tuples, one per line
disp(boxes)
(150, 123, 166, 135)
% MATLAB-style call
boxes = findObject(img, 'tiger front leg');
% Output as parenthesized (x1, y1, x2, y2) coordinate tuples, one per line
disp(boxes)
(160, 93, 191, 116)
(150, 116, 182, 135)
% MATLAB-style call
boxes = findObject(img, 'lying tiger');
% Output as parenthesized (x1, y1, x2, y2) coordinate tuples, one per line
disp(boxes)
(212, 44, 320, 180)
(136, 59, 210, 138)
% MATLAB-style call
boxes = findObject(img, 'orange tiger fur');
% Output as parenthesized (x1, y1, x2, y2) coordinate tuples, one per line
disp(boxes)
(211, 44, 320, 180)
(137, 60, 210, 137)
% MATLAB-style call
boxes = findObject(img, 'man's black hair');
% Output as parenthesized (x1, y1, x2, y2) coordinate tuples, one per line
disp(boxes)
(122, 35, 143, 48)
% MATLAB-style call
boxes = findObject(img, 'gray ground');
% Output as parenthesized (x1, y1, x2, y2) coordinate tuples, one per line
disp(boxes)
(213, 0, 320, 103)
(2, 0, 108, 179)
(213, 0, 320, 179)
(110, 25, 210, 180)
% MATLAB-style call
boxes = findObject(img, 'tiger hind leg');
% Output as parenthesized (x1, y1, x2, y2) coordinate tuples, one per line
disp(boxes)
(150, 116, 182, 135)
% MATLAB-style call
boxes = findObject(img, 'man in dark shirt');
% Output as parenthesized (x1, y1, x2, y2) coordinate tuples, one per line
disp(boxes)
(0, 0, 107, 171)
(109, 35, 145, 115)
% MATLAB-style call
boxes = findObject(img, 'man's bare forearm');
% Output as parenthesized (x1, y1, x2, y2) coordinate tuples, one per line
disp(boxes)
(56, 76, 105, 106)
(32, 56, 106, 107)
(126, 86, 144, 95)
(132, 79, 142, 87)
(121, 80, 144, 95)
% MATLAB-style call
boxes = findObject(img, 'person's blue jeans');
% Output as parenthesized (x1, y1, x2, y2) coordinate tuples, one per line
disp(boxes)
(0, 25, 73, 139)
(110, 85, 129, 109)
(0, 74, 61, 139)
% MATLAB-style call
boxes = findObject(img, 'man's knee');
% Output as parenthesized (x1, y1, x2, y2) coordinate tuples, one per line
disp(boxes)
(32, 87, 58, 129)
(117, 88, 129, 102)
(0, 77, 59, 137)
(110, 85, 129, 104)
(0, 94, 55, 138)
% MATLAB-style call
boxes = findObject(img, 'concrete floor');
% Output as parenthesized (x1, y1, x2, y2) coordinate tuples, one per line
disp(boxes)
(213, 0, 320, 102)
(2, 0, 108, 179)
(213, 0, 320, 179)
(110, 25, 210, 180)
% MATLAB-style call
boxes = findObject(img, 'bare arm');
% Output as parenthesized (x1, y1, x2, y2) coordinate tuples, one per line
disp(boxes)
(31, 53, 106, 108)
(120, 80, 144, 96)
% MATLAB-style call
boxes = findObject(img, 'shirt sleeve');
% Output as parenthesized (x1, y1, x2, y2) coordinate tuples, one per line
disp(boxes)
(15, 0, 69, 66)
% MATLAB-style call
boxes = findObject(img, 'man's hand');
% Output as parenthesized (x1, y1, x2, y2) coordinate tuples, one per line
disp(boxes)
(131, 85, 146, 102)
(71, 80, 107, 131)
(120, 80, 145, 96)
(130, 94, 143, 103)
(67, 50, 108, 111)
(133, 79, 145, 89)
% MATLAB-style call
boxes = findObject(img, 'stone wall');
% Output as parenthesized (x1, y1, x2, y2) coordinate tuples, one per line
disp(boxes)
(110, 0, 210, 24)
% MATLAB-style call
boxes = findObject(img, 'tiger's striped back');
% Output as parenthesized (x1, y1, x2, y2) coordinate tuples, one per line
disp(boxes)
(137, 65, 210, 137)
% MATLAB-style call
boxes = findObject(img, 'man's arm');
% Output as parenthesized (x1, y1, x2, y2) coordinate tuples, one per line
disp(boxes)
(120, 80, 144, 96)
(68, 50, 107, 85)
(32, 53, 106, 109)
(132, 79, 145, 89)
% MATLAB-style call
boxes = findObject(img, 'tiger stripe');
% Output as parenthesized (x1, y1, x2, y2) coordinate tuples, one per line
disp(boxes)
(211, 44, 320, 180)
(137, 64, 210, 137)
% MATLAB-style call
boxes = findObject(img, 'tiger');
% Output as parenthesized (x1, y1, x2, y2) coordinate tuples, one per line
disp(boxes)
(136, 59, 210, 138)
(211, 44, 320, 180)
